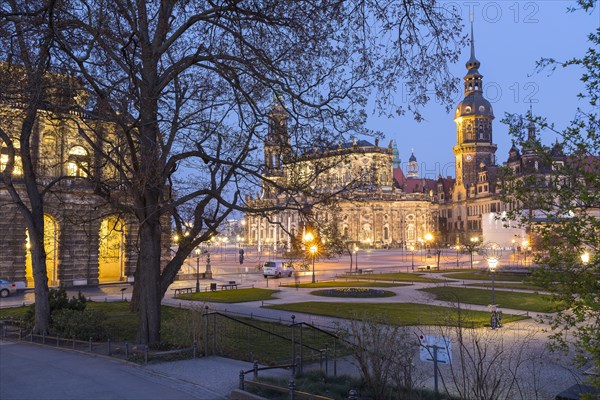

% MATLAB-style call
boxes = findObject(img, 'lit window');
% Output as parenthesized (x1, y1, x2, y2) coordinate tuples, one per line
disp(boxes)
(67, 146, 89, 177)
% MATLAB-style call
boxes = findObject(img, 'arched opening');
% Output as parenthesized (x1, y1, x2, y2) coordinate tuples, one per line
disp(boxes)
(25, 214, 59, 287)
(98, 216, 126, 283)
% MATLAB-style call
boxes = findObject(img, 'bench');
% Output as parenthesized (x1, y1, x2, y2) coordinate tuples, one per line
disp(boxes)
(417, 265, 439, 271)
(363, 268, 374, 274)
(172, 287, 194, 297)
(220, 281, 238, 290)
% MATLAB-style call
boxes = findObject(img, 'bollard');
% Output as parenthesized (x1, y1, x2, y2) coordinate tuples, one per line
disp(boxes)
(239, 370, 245, 390)
(253, 360, 258, 378)
(89, 337, 93, 352)
(288, 378, 295, 400)
(348, 389, 358, 400)
(193, 340, 197, 359)
(144, 345, 148, 364)
(108, 338, 111, 356)
(125, 341, 129, 359)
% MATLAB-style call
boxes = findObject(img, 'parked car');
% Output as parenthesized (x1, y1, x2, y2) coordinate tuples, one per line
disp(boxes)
(0, 279, 17, 298)
(263, 261, 293, 278)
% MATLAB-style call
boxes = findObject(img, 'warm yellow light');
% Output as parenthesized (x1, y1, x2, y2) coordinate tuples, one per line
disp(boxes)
(424, 233, 433, 242)
(522, 240, 529, 248)
(353, 245, 359, 253)
(455, 245, 461, 250)
(303, 232, 314, 243)
(309, 245, 317, 255)
(195, 248, 201, 256)
(241, 220, 246, 226)
(173, 234, 179, 243)
(470, 236, 479, 243)
(184, 231, 190, 237)
(581, 252, 590, 264)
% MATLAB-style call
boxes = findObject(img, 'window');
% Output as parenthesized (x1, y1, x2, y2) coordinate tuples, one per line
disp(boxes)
(67, 146, 89, 177)
(0, 147, 23, 176)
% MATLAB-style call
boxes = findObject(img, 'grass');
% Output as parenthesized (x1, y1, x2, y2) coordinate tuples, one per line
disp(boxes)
(281, 281, 408, 289)
(336, 272, 448, 283)
(0, 301, 347, 365)
(263, 302, 528, 327)
(465, 282, 544, 291)
(419, 287, 561, 313)
(176, 288, 279, 303)
(311, 288, 396, 298)
(443, 271, 531, 282)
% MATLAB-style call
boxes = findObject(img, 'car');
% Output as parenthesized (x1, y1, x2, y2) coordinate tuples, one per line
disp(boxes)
(262, 261, 294, 278)
(0, 279, 17, 298)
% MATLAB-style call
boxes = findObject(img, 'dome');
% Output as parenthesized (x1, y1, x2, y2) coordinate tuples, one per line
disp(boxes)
(409, 152, 417, 162)
(455, 92, 494, 119)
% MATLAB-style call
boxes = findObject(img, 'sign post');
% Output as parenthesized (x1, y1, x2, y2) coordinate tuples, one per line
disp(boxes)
(418, 335, 452, 398)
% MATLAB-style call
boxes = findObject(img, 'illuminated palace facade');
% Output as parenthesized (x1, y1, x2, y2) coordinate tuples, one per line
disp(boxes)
(245, 27, 562, 250)
(0, 72, 139, 287)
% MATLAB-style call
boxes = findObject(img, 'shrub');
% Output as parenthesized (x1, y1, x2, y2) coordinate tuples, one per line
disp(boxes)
(51, 308, 107, 341)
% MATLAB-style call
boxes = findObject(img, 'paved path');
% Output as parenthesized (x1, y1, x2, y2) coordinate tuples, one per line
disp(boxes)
(0, 341, 224, 399)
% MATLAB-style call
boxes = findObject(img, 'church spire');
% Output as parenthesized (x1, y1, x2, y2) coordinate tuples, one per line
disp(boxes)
(463, 20, 483, 95)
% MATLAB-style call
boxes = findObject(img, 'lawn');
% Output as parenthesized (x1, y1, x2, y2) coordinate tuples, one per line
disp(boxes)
(311, 288, 396, 298)
(419, 287, 560, 313)
(0, 301, 345, 365)
(176, 288, 279, 303)
(263, 302, 528, 327)
(337, 272, 448, 283)
(465, 282, 544, 291)
(443, 271, 531, 282)
(281, 280, 408, 289)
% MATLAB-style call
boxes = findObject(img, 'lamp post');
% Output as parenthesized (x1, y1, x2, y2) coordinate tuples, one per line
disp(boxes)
(195, 248, 201, 293)
(353, 245, 359, 273)
(581, 251, 590, 265)
(522, 240, 529, 266)
(455, 245, 461, 269)
(409, 245, 415, 272)
(468, 236, 479, 269)
(309, 244, 317, 283)
(487, 257, 498, 305)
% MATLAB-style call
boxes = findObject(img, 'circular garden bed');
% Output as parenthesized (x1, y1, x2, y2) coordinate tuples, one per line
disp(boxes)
(311, 288, 395, 298)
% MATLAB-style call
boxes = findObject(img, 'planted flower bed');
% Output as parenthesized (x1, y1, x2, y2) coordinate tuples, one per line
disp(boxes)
(311, 288, 395, 298)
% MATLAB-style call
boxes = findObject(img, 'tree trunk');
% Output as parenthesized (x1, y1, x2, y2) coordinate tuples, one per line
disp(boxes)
(30, 225, 50, 334)
(135, 218, 162, 346)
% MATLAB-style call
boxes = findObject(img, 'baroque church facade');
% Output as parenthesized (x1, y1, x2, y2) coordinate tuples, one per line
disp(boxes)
(245, 25, 556, 251)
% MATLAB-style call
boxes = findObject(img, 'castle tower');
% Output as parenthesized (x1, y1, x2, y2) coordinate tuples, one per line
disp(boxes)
(407, 151, 418, 178)
(453, 22, 497, 188)
(264, 94, 290, 175)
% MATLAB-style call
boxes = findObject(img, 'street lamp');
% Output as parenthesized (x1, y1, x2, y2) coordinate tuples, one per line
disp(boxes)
(581, 251, 590, 265)
(487, 257, 498, 305)
(469, 236, 479, 269)
(455, 245, 461, 269)
(195, 248, 201, 293)
(409, 245, 415, 272)
(353, 244, 359, 273)
(309, 244, 317, 283)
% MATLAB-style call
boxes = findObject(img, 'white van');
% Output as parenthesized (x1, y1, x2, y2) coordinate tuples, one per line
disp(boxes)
(263, 261, 293, 278)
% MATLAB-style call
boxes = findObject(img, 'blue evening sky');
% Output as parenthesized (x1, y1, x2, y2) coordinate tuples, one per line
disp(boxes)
(365, 0, 599, 180)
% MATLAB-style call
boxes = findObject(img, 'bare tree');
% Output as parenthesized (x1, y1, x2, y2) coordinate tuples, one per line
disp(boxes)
(0, 0, 62, 334)
(50, 0, 465, 345)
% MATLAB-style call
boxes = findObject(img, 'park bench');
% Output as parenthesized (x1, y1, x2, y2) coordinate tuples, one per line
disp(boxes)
(416, 265, 439, 271)
(172, 287, 194, 297)
(363, 268, 374, 274)
(220, 281, 238, 290)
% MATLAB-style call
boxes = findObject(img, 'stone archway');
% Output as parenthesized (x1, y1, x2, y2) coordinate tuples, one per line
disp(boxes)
(98, 216, 126, 283)
(25, 214, 59, 287)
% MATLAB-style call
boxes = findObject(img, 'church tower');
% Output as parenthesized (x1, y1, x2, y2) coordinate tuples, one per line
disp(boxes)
(262, 95, 290, 198)
(407, 152, 418, 178)
(453, 22, 497, 188)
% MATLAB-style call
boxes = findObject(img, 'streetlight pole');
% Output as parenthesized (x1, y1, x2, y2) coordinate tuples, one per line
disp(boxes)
(195, 248, 201, 293)
(310, 245, 317, 283)
(353, 245, 359, 273)
(410, 245, 415, 272)
(489, 258, 497, 305)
